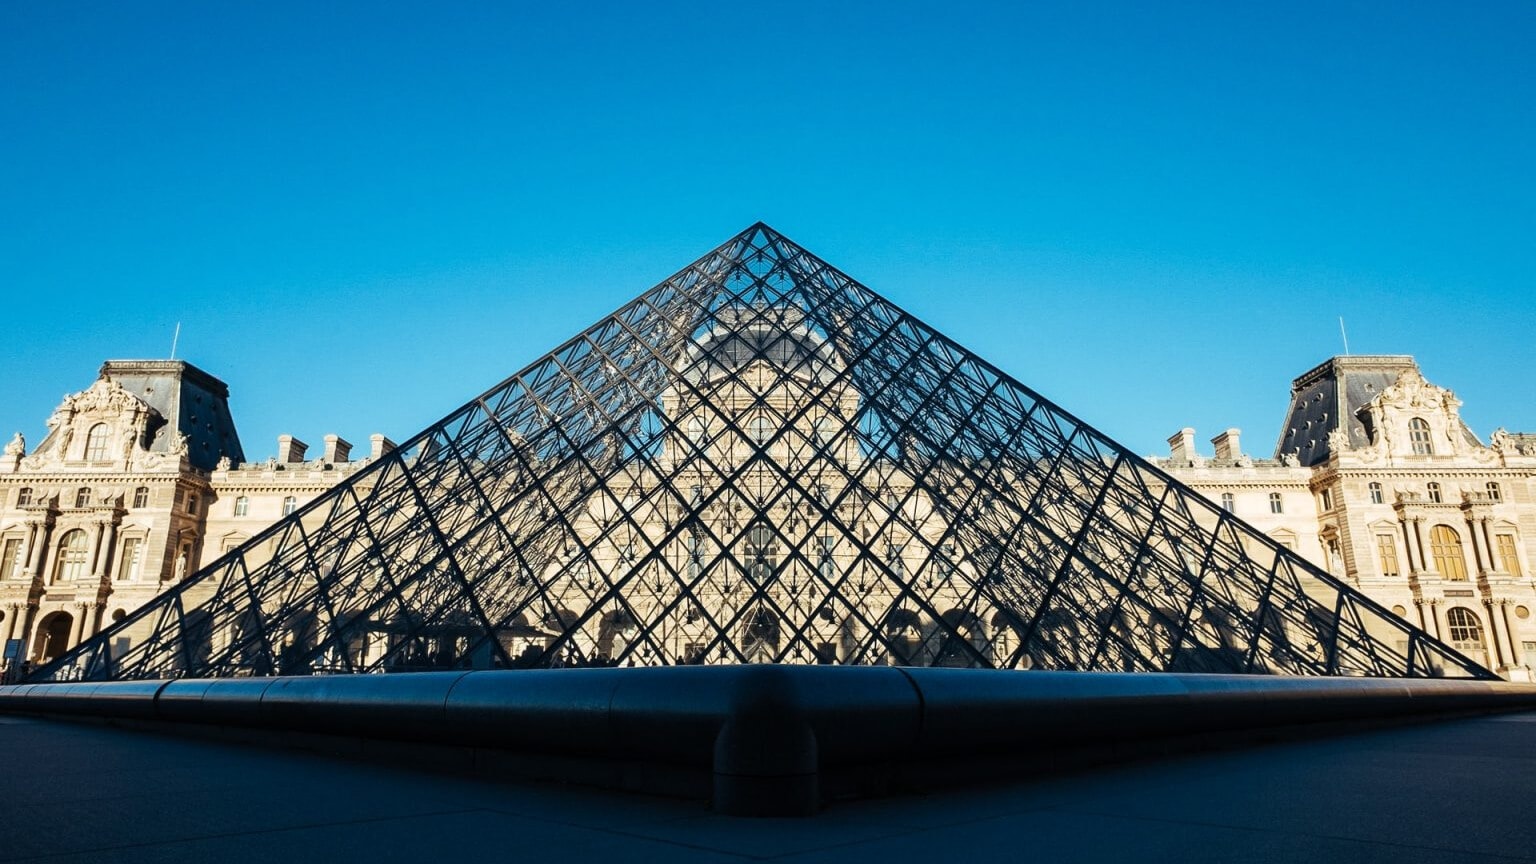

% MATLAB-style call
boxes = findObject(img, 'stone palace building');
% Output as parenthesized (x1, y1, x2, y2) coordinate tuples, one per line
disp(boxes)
(1154, 355, 1536, 680)
(0, 360, 391, 669)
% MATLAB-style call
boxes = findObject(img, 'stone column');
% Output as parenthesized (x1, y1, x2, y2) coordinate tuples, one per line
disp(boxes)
(85, 522, 105, 580)
(1465, 516, 1489, 574)
(1501, 602, 1525, 667)
(1485, 601, 1509, 667)
(83, 603, 101, 639)
(26, 523, 51, 580)
(1413, 519, 1430, 574)
(1429, 600, 1447, 641)
(1401, 521, 1422, 574)
(93, 521, 117, 581)
(2, 604, 18, 644)
(70, 604, 88, 649)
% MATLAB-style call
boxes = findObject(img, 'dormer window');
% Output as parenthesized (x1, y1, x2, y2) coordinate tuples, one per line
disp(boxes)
(84, 423, 110, 461)
(1409, 418, 1433, 455)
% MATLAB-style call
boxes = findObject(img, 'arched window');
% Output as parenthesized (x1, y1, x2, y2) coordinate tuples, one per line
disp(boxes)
(1368, 482, 1384, 505)
(52, 529, 89, 584)
(84, 423, 110, 461)
(1427, 482, 1443, 504)
(1268, 492, 1283, 514)
(685, 416, 707, 446)
(1445, 607, 1484, 651)
(1220, 493, 1235, 513)
(16, 487, 33, 508)
(1409, 418, 1433, 455)
(1430, 525, 1468, 581)
(282, 496, 298, 516)
(74, 487, 91, 509)
(749, 414, 771, 445)
(234, 496, 249, 517)
(1487, 482, 1503, 503)
(132, 486, 149, 508)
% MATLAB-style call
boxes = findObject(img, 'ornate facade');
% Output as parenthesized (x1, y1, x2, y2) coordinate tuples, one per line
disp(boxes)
(1156, 356, 1536, 680)
(0, 361, 389, 672)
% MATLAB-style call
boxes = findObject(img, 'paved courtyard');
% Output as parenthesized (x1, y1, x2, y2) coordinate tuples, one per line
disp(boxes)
(3, 711, 1533, 863)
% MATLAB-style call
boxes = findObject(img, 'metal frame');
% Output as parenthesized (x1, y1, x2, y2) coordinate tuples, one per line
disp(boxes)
(33, 224, 1495, 681)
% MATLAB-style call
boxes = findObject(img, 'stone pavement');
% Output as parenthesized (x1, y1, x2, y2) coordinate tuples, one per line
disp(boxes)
(3, 711, 1534, 863)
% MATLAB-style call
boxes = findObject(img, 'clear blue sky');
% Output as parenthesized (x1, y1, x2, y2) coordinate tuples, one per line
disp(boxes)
(2, 2, 1532, 459)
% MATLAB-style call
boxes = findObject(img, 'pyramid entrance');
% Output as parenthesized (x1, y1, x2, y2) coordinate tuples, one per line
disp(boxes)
(36, 225, 1492, 681)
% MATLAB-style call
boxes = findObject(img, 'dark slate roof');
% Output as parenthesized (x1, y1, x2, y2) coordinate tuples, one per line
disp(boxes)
(102, 360, 246, 471)
(1272, 355, 1478, 466)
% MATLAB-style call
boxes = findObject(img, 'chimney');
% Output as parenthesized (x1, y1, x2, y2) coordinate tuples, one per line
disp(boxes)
(370, 433, 397, 460)
(1168, 428, 1198, 463)
(323, 434, 352, 464)
(277, 434, 308, 463)
(1211, 428, 1242, 462)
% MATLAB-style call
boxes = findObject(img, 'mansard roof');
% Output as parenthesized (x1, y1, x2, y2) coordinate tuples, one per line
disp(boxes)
(100, 360, 246, 471)
(1275, 355, 1480, 466)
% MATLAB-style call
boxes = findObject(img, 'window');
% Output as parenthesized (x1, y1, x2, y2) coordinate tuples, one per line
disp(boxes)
(185, 492, 199, 514)
(84, 423, 110, 461)
(1429, 525, 1467, 581)
(1409, 418, 1433, 455)
(1497, 534, 1522, 577)
(685, 416, 706, 446)
(282, 496, 297, 516)
(132, 486, 149, 508)
(745, 523, 776, 584)
(1376, 535, 1400, 577)
(1368, 482, 1384, 505)
(1427, 482, 1443, 504)
(1, 538, 20, 580)
(75, 487, 91, 508)
(1319, 489, 1333, 511)
(818, 535, 836, 580)
(16, 487, 33, 508)
(117, 537, 144, 582)
(1220, 493, 1235, 513)
(52, 529, 89, 584)
(749, 414, 771, 445)
(1445, 607, 1484, 651)
(1487, 482, 1503, 503)
(1268, 492, 1283, 514)
(886, 544, 906, 580)
(234, 496, 249, 517)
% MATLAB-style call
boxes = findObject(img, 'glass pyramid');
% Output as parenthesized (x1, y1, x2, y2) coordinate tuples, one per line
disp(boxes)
(35, 224, 1493, 681)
